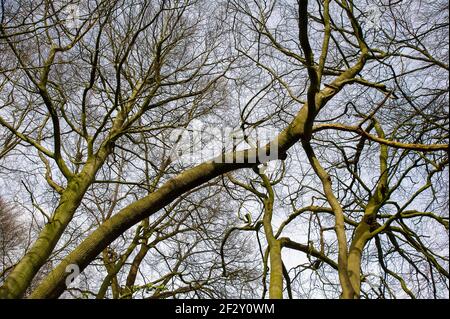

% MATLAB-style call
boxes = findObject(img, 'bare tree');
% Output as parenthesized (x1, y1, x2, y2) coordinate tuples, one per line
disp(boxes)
(0, 0, 448, 299)
(0, 198, 26, 281)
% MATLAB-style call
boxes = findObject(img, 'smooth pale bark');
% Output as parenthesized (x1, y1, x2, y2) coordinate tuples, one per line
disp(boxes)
(0, 111, 125, 298)
(260, 174, 283, 299)
(302, 141, 355, 299)
(0, 158, 104, 298)
(268, 241, 283, 299)
(303, 120, 389, 299)
(29, 34, 371, 298)
(29, 158, 255, 298)
(347, 122, 389, 297)
(346, 210, 374, 297)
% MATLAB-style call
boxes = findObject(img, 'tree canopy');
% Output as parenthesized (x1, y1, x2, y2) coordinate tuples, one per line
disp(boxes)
(0, 0, 448, 299)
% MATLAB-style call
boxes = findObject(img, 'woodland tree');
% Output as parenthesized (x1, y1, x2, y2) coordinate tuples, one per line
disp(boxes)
(0, 0, 448, 299)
